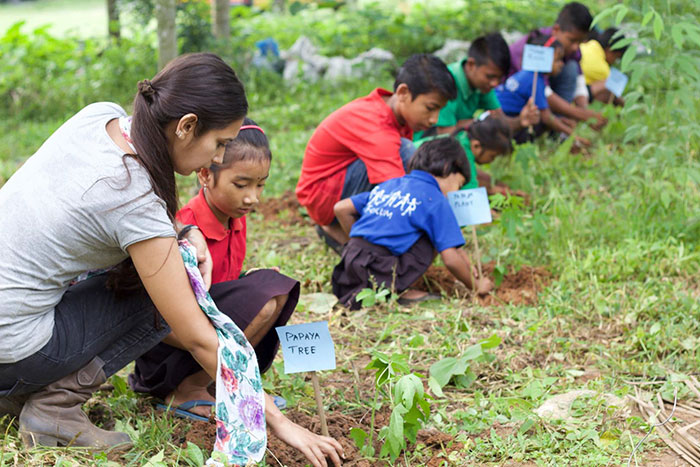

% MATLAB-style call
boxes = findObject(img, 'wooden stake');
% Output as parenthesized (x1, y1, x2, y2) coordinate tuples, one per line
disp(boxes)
(608, 92, 615, 105)
(310, 371, 329, 436)
(471, 225, 483, 279)
(528, 70, 538, 136)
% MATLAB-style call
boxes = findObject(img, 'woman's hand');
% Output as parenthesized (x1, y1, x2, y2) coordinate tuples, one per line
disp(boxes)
(182, 228, 213, 290)
(265, 393, 344, 467)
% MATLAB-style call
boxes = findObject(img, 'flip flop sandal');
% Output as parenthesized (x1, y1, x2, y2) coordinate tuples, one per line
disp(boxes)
(272, 395, 287, 410)
(397, 292, 442, 306)
(314, 225, 344, 255)
(156, 399, 215, 422)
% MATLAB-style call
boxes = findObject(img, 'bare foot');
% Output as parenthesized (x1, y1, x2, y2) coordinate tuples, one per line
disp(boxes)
(400, 289, 428, 300)
(165, 371, 214, 418)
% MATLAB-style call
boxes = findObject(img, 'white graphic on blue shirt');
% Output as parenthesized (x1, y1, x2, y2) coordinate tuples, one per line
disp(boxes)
(505, 76, 519, 92)
(366, 187, 422, 219)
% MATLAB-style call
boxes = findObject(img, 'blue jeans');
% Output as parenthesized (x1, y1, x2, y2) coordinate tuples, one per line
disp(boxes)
(549, 59, 578, 103)
(340, 137, 416, 200)
(0, 274, 169, 397)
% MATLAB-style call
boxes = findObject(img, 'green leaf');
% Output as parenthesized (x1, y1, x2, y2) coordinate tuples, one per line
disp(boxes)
(455, 368, 477, 388)
(429, 357, 467, 388)
(185, 442, 204, 467)
(614, 5, 628, 25)
(620, 46, 637, 73)
(642, 10, 654, 26)
(518, 417, 537, 435)
(681, 23, 700, 48)
(349, 427, 367, 450)
(428, 376, 445, 397)
(110, 374, 128, 396)
(356, 288, 376, 307)
(479, 333, 502, 350)
(394, 374, 422, 408)
(653, 12, 664, 41)
(671, 24, 685, 48)
(462, 342, 484, 361)
(649, 322, 661, 335)
(590, 6, 616, 29)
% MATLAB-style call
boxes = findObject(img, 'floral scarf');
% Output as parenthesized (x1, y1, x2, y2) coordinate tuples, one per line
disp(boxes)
(179, 241, 267, 465)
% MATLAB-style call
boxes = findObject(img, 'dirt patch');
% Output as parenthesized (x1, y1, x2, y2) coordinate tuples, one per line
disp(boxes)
(412, 262, 552, 306)
(254, 190, 309, 227)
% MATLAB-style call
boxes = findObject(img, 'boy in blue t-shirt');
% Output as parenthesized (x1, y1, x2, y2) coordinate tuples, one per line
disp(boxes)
(496, 33, 587, 145)
(331, 137, 493, 309)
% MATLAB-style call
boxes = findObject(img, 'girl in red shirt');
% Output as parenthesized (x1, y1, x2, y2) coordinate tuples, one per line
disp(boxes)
(130, 120, 302, 422)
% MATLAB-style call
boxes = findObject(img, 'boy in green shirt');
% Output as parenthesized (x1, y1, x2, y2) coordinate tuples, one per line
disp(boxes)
(416, 33, 540, 140)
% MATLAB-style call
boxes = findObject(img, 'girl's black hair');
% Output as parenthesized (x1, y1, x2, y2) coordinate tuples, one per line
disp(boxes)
(407, 137, 471, 184)
(209, 117, 271, 181)
(109, 52, 247, 293)
(597, 27, 628, 53)
(462, 117, 513, 156)
(526, 30, 564, 51)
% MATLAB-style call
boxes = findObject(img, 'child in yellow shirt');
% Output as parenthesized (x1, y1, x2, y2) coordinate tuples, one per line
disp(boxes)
(580, 27, 627, 105)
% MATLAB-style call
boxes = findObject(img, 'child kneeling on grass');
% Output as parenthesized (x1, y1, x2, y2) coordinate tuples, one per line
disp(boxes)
(331, 137, 494, 310)
(580, 27, 627, 105)
(415, 116, 513, 191)
(130, 120, 343, 465)
(496, 33, 590, 146)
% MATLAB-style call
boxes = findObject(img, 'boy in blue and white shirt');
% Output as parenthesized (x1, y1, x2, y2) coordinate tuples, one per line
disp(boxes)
(332, 137, 493, 309)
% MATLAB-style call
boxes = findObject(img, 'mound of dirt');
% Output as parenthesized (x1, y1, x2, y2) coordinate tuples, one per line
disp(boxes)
(412, 262, 552, 306)
(254, 190, 308, 226)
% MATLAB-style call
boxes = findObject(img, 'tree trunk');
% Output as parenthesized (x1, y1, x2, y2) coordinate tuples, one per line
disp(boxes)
(212, 0, 230, 42)
(107, 0, 120, 40)
(155, 0, 177, 71)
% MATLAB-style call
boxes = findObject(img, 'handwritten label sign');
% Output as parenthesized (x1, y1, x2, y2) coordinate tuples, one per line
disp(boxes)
(522, 44, 554, 73)
(605, 67, 628, 97)
(448, 187, 492, 227)
(276, 321, 336, 374)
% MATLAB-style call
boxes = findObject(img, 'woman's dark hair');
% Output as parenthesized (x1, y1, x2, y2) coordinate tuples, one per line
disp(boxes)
(109, 52, 247, 293)
(469, 33, 511, 77)
(394, 53, 457, 101)
(407, 137, 471, 184)
(463, 117, 513, 156)
(209, 118, 271, 182)
(131, 52, 248, 218)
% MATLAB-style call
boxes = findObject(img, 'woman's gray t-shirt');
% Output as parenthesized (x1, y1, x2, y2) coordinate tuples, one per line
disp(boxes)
(0, 102, 176, 363)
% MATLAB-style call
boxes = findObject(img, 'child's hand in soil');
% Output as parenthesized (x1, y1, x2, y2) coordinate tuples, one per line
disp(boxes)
(269, 415, 344, 467)
(476, 277, 494, 295)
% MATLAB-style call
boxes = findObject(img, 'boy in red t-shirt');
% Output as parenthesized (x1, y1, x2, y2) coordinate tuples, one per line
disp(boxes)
(295, 54, 457, 253)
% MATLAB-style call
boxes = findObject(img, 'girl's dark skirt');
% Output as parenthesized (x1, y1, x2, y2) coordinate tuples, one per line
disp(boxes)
(129, 269, 299, 399)
(332, 236, 434, 310)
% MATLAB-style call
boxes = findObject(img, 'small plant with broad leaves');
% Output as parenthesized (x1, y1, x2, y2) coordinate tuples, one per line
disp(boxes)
(349, 351, 431, 461)
(428, 334, 502, 397)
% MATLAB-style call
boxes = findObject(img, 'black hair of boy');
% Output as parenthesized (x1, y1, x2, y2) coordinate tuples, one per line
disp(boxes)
(464, 117, 514, 156)
(598, 27, 627, 53)
(407, 137, 471, 184)
(209, 117, 271, 180)
(468, 33, 511, 77)
(394, 54, 457, 101)
(556, 2, 593, 33)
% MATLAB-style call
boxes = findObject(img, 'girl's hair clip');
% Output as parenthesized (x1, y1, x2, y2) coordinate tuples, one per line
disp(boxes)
(544, 36, 557, 47)
(239, 125, 265, 134)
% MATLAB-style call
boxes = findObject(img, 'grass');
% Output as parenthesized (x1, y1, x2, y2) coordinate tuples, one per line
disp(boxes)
(1, 0, 700, 465)
(0, 0, 108, 38)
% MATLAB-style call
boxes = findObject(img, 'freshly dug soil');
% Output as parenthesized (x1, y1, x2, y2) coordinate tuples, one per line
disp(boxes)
(254, 190, 309, 227)
(412, 262, 552, 306)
